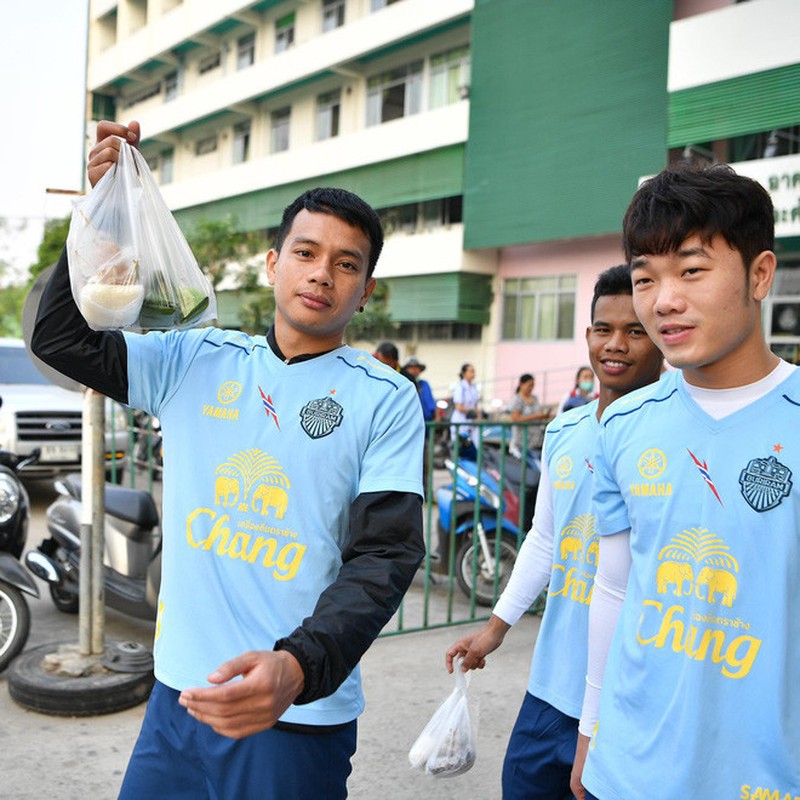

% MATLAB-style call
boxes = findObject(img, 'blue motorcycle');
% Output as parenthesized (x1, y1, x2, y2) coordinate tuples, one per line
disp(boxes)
(434, 444, 541, 605)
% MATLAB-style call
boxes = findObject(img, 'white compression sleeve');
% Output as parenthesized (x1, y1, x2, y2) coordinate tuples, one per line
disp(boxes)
(578, 530, 631, 736)
(492, 455, 555, 626)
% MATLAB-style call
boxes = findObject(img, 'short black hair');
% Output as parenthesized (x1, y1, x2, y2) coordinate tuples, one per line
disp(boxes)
(623, 163, 774, 269)
(274, 187, 384, 278)
(375, 341, 399, 360)
(591, 264, 632, 322)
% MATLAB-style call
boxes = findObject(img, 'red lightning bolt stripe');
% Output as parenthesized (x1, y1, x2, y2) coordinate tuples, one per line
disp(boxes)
(687, 449, 723, 506)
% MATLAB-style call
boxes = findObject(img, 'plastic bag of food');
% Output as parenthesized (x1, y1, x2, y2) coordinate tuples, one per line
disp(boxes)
(67, 139, 216, 331)
(408, 658, 477, 777)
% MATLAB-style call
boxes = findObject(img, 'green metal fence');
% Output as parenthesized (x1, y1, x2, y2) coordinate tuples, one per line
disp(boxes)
(105, 413, 547, 636)
(381, 419, 547, 638)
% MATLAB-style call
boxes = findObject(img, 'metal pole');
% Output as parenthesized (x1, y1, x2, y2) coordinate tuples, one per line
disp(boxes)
(79, 390, 94, 655)
(90, 390, 106, 655)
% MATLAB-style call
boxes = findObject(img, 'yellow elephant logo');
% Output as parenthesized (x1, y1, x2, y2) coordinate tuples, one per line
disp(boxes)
(560, 536, 583, 561)
(213, 449, 290, 514)
(214, 475, 240, 507)
(252, 484, 289, 519)
(585, 540, 599, 566)
(656, 560, 694, 596)
(695, 567, 738, 607)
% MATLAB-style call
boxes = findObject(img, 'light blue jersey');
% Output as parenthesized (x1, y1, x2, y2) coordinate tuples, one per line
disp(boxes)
(124, 328, 424, 726)
(584, 369, 800, 800)
(528, 401, 599, 718)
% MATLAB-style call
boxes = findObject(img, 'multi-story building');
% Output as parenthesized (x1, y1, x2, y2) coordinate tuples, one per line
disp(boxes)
(85, 0, 800, 407)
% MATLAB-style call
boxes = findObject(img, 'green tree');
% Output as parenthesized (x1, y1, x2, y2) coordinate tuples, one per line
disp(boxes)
(0, 284, 28, 338)
(186, 216, 263, 288)
(0, 216, 70, 337)
(186, 215, 276, 334)
(345, 280, 394, 342)
(30, 216, 70, 280)
(236, 260, 276, 335)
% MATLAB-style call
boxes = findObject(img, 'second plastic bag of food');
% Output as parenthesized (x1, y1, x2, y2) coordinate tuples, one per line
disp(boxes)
(408, 658, 477, 777)
(67, 139, 216, 331)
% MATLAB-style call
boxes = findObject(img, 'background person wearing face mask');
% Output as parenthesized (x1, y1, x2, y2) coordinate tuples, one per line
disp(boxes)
(558, 366, 596, 414)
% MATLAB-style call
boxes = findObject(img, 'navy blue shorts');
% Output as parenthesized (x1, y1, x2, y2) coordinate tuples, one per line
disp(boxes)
(119, 681, 357, 799)
(502, 691, 579, 800)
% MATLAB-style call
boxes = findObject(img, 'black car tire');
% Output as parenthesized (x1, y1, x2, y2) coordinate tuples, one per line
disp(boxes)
(8, 643, 154, 716)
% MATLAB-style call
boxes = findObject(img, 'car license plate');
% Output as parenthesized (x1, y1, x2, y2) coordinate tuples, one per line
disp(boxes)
(39, 444, 81, 463)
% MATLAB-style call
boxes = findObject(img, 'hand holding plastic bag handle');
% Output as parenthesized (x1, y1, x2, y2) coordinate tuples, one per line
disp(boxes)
(408, 656, 477, 777)
(67, 135, 216, 331)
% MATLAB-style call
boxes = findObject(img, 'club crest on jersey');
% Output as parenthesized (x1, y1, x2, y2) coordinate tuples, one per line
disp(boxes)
(738, 455, 792, 512)
(300, 396, 344, 440)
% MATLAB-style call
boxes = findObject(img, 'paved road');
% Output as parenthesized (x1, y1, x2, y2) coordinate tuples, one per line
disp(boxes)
(0, 479, 540, 799)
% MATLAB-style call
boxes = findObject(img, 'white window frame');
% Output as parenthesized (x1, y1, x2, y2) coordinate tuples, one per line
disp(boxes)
(160, 149, 174, 184)
(275, 13, 295, 53)
(271, 107, 291, 152)
(322, 0, 345, 31)
(164, 71, 178, 102)
(195, 135, 218, 156)
(502, 275, 577, 341)
(366, 61, 423, 126)
(237, 32, 255, 70)
(429, 45, 471, 109)
(316, 89, 341, 140)
(199, 51, 221, 75)
(233, 120, 251, 164)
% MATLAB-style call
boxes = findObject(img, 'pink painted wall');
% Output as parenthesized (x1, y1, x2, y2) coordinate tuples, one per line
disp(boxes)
(492, 234, 625, 408)
(674, 0, 730, 21)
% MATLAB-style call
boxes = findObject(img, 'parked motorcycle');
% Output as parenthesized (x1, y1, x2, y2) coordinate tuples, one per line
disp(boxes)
(25, 475, 161, 621)
(134, 412, 163, 480)
(0, 447, 41, 671)
(434, 444, 541, 606)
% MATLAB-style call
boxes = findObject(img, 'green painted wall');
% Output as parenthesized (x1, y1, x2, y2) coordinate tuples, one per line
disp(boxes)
(173, 146, 465, 234)
(463, 0, 670, 250)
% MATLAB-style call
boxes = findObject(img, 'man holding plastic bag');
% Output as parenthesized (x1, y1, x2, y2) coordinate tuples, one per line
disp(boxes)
(67, 132, 216, 332)
(32, 120, 425, 800)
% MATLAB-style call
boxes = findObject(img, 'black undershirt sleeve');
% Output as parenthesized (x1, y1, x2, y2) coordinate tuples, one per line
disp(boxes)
(31, 247, 129, 404)
(275, 489, 425, 704)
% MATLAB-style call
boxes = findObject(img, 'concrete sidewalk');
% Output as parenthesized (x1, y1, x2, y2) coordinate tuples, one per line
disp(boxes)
(0, 587, 539, 800)
(0, 479, 539, 799)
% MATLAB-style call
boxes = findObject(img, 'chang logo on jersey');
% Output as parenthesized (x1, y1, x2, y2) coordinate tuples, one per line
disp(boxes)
(548, 513, 598, 606)
(739, 455, 792, 512)
(637, 527, 761, 679)
(300, 394, 344, 440)
(630, 448, 672, 497)
(203, 381, 242, 421)
(552, 455, 575, 490)
(185, 448, 306, 582)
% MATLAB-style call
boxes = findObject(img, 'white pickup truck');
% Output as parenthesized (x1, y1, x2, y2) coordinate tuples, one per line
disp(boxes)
(0, 338, 129, 481)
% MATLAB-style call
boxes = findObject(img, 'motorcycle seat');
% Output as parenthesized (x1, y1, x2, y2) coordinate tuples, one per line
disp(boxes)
(62, 475, 160, 530)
